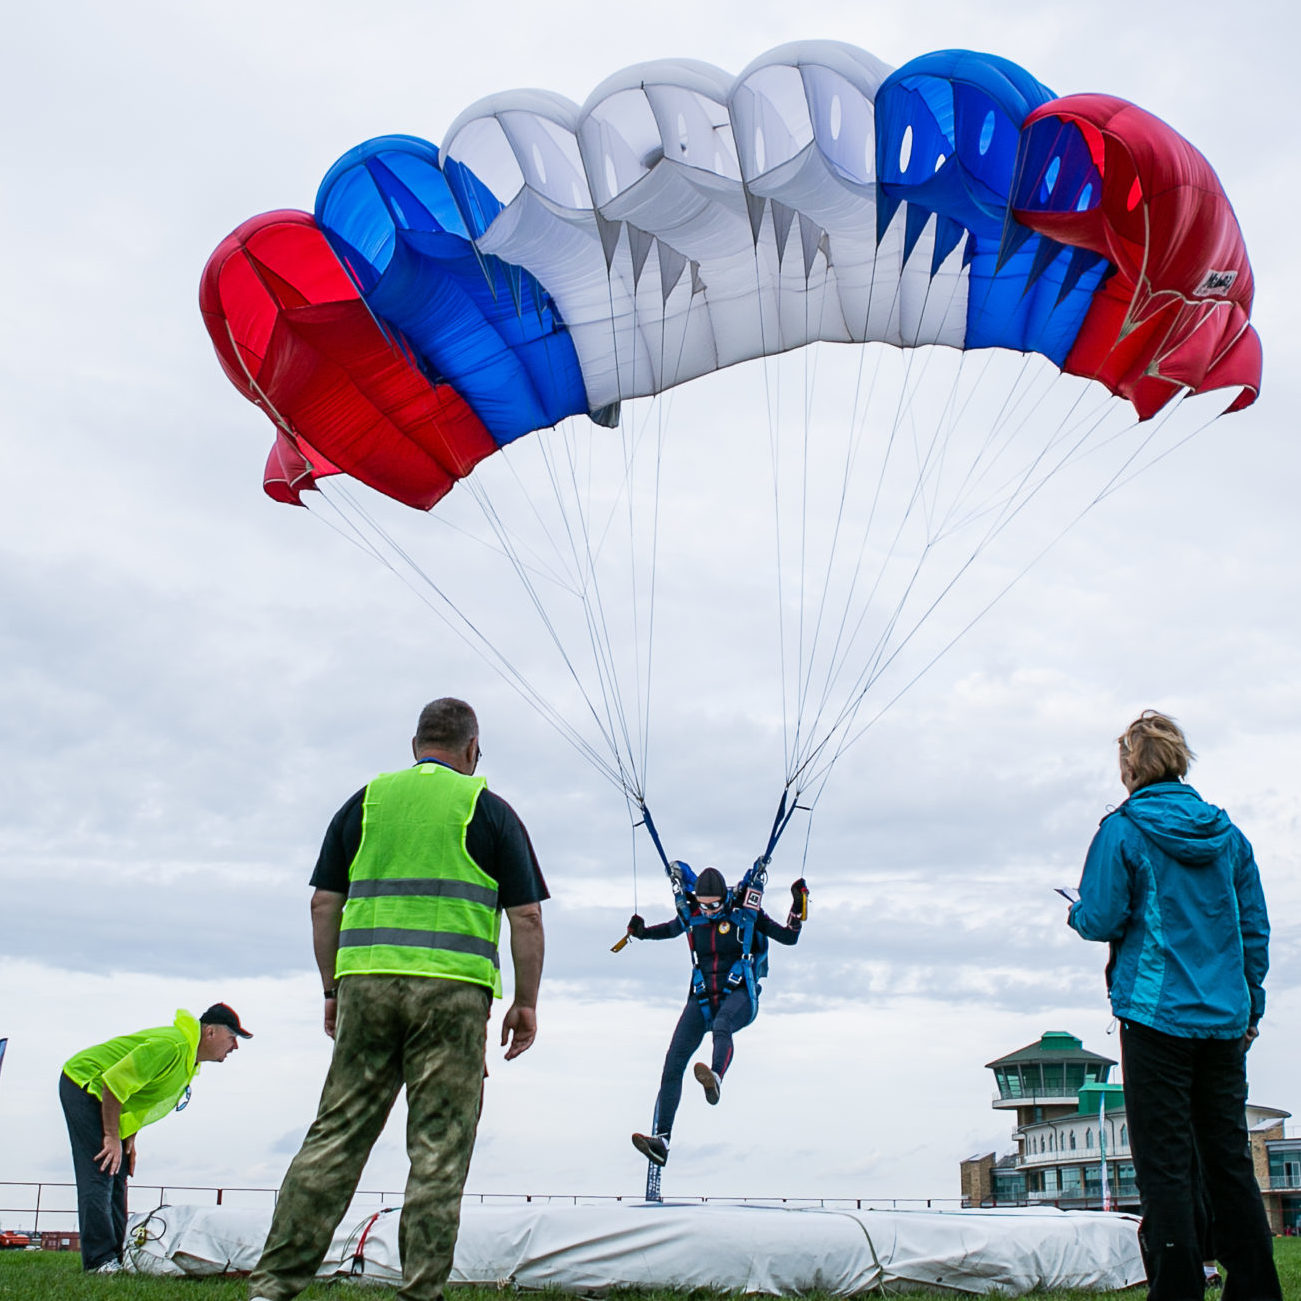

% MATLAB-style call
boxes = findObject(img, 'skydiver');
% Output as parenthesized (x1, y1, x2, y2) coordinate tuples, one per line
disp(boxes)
(625, 866, 808, 1167)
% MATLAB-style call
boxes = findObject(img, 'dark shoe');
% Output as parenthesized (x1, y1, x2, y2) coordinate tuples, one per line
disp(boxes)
(694, 1061, 721, 1105)
(632, 1132, 668, 1166)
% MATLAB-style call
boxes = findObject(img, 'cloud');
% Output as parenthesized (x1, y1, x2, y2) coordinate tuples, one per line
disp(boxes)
(2, 0, 1299, 1207)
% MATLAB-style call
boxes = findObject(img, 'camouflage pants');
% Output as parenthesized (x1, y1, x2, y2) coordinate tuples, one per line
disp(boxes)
(247, 975, 490, 1301)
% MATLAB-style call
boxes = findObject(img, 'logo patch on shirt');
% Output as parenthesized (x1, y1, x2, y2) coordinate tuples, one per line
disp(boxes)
(1194, 269, 1237, 297)
(717, 921, 732, 935)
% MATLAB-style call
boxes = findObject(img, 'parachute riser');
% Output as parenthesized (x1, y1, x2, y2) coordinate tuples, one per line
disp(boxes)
(636, 802, 673, 875)
(610, 802, 696, 951)
(758, 787, 810, 867)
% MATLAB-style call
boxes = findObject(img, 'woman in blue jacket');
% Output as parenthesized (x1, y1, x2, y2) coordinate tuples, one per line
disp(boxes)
(1068, 710, 1279, 1301)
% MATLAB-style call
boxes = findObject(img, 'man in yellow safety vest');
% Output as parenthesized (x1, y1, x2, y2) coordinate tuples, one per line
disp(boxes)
(248, 698, 547, 1301)
(60, 1002, 251, 1272)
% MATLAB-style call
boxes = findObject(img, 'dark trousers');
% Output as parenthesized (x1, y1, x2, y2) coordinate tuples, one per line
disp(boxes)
(651, 989, 755, 1138)
(59, 1072, 127, 1270)
(1121, 1021, 1281, 1301)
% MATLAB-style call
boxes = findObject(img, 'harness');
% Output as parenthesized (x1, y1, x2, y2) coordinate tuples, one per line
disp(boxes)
(670, 857, 770, 1029)
(635, 801, 784, 1028)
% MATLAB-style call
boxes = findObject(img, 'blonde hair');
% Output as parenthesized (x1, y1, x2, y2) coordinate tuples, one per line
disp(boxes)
(1118, 710, 1194, 788)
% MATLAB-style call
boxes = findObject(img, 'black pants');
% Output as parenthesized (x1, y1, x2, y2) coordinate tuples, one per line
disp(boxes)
(650, 988, 755, 1138)
(1121, 1021, 1281, 1301)
(59, 1072, 128, 1270)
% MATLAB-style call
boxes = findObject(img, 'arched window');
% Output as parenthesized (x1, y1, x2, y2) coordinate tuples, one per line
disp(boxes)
(1069, 1131, 1077, 1150)
(1049, 1133, 1055, 1152)
(1086, 1128, 1094, 1149)
(1120, 1124, 1128, 1147)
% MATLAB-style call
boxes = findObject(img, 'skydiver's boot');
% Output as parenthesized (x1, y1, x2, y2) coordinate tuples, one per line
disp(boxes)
(632, 1132, 669, 1166)
(694, 1061, 722, 1105)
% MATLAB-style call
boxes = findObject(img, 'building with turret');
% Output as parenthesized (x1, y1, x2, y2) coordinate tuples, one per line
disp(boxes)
(960, 1031, 1300, 1234)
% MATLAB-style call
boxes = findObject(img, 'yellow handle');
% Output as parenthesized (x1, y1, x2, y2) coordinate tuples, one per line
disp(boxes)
(610, 933, 631, 953)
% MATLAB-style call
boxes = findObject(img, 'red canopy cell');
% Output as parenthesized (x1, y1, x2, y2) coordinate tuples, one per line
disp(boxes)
(199, 210, 496, 509)
(1012, 94, 1260, 419)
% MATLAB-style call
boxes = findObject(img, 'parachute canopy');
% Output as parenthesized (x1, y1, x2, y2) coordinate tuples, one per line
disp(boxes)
(201, 43, 1260, 513)
(199, 44, 1261, 849)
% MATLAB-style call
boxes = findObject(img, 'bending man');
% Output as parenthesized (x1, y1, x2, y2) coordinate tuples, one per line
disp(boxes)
(60, 1003, 250, 1272)
(248, 698, 547, 1301)
(627, 866, 806, 1166)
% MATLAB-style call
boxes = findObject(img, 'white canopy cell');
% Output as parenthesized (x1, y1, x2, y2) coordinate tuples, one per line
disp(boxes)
(439, 43, 971, 412)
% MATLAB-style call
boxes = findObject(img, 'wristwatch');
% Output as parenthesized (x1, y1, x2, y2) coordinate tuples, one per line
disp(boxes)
(323, 987, 337, 999)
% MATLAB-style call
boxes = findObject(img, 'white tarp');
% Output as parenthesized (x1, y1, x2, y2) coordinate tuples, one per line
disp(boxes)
(124, 1199, 1145, 1295)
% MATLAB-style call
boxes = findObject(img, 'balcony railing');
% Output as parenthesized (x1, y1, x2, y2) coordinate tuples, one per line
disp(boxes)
(991, 1089, 1084, 1105)
(1018, 1147, 1131, 1167)
(1269, 1175, 1301, 1191)
(1013, 1186, 1140, 1208)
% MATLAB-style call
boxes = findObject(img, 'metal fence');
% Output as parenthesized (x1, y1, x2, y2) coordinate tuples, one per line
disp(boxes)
(0, 1182, 393, 1234)
(1, 1182, 963, 1234)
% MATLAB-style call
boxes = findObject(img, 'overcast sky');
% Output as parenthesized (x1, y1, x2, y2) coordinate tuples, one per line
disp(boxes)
(2, 0, 1299, 1214)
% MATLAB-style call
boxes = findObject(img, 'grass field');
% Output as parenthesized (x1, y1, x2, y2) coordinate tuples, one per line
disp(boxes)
(1, 1239, 1299, 1300)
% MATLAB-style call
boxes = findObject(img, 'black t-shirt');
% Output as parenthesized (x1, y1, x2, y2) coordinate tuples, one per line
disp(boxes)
(310, 764, 549, 910)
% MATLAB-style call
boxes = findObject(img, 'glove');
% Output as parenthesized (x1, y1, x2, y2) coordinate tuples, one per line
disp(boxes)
(627, 914, 645, 939)
(789, 878, 809, 925)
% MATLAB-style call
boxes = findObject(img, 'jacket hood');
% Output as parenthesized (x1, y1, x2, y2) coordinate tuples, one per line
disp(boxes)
(176, 1008, 201, 1063)
(1117, 782, 1235, 867)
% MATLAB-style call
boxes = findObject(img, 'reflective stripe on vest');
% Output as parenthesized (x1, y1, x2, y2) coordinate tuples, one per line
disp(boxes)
(336, 764, 503, 996)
